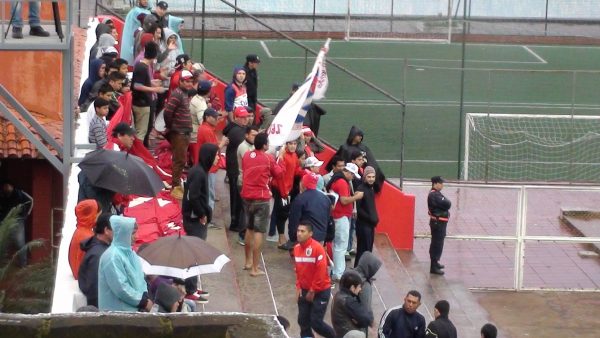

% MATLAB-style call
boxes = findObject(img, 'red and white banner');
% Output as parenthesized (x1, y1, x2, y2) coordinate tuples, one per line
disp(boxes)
(267, 39, 330, 147)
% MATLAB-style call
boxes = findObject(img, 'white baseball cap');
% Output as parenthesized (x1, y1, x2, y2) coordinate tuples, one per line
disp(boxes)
(304, 156, 323, 168)
(343, 162, 361, 179)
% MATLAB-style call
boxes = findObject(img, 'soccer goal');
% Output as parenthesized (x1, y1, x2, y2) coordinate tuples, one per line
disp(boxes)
(344, 0, 454, 42)
(463, 113, 600, 183)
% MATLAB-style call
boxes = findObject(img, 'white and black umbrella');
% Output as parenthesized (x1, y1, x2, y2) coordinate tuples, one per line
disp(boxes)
(137, 233, 230, 279)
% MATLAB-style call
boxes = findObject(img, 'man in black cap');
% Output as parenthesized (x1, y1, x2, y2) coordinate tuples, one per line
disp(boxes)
(425, 300, 457, 338)
(244, 54, 261, 124)
(144, 1, 169, 29)
(428, 176, 451, 275)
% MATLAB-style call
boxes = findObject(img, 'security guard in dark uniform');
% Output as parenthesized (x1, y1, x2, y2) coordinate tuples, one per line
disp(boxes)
(428, 176, 451, 275)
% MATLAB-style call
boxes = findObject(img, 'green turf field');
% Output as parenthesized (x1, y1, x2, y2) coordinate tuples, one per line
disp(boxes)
(184, 38, 600, 180)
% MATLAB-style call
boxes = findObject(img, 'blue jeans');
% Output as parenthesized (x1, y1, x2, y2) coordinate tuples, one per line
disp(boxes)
(332, 216, 350, 279)
(11, 1, 41, 28)
(9, 219, 27, 267)
(347, 216, 356, 252)
(208, 172, 216, 211)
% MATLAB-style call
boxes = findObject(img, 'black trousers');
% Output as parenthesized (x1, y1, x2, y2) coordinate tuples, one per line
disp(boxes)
(183, 217, 207, 240)
(227, 172, 245, 231)
(297, 288, 335, 338)
(429, 220, 448, 263)
(269, 187, 290, 237)
(354, 221, 375, 268)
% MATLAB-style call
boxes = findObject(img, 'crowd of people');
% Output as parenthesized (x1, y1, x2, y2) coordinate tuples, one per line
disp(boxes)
(56, 0, 503, 336)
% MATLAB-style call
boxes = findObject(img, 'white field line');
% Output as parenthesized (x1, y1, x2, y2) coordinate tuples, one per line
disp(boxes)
(260, 252, 279, 316)
(260, 40, 273, 58)
(523, 46, 548, 64)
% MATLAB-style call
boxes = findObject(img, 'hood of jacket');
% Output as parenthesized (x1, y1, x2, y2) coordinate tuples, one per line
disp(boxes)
(354, 251, 382, 281)
(95, 23, 112, 39)
(75, 199, 100, 231)
(110, 215, 135, 249)
(168, 15, 184, 34)
(231, 65, 246, 83)
(345, 125, 364, 146)
(88, 58, 105, 84)
(155, 283, 181, 312)
(199, 143, 219, 173)
(97, 33, 116, 49)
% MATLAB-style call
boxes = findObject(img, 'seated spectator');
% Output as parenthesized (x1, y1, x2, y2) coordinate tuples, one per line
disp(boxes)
(154, 283, 192, 313)
(98, 216, 153, 312)
(89, 98, 110, 149)
(78, 59, 106, 110)
(68, 199, 101, 279)
(121, 0, 152, 64)
(481, 323, 498, 338)
(77, 171, 115, 214)
(95, 32, 117, 59)
(331, 270, 374, 338)
(78, 212, 113, 307)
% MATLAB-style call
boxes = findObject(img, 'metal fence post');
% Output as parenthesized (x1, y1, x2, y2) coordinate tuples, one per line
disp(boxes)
(191, 0, 197, 58)
(514, 186, 527, 291)
(544, 0, 549, 36)
(201, 0, 206, 63)
(399, 59, 408, 189)
(312, 0, 316, 32)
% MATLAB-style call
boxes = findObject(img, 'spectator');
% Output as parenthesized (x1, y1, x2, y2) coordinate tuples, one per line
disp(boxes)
(273, 83, 326, 136)
(95, 33, 117, 59)
(331, 270, 374, 338)
(196, 108, 228, 215)
(428, 176, 451, 275)
(121, 0, 152, 63)
(378, 290, 426, 338)
(326, 163, 363, 281)
(89, 23, 112, 66)
(167, 15, 185, 56)
(240, 133, 284, 276)
(0, 180, 33, 267)
(10, 1, 50, 39)
(98, 216, 153, 312)
(236, 125, 259, 243)
(480, 323, 497, 338)
(244, 54, 261, 123)
(425, 300, 457, 338)
(164, 70, 195, 199)
(329, 126, 385, 192)
(223, 106, 250, 235)
(88, 98, 110, 149)
(347, 150, 366, 259)
(354, 166, 379, 266)
(294, 221, 335, 338)
(159, 29, 180, 73)
(68, 199, 101, 279)
(154, 283, 192, 312)
(323, 155, 345, 186)
(143, 1, 169, 30)
(79, 59, 106, 110)
(131, 41, 166, 142)
(168, 54, 193, 98)
(269, 140, 303, 246)
(114, 58, 129, 76)
(299, 127, 325, 158)
(77, 171, 114, 214)
(189, 80, 211, 165)
(78, 212, 113, 307)
(284, 172, 331, 250)
(109, 123, 136, 151)
(353, 251, 381, 318)
(224, 66, 248, 120)
(304, 156, 325, 191)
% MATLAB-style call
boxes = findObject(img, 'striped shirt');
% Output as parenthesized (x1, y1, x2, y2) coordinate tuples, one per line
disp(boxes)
(88, 114, 107, 149)
(164, 87, 192, 133)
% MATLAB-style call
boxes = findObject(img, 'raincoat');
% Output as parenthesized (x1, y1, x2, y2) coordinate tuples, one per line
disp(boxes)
(68, 199, 100, 279)
(121, 3, 152, 63)
(167, 15, 185, 56)
(98, 215, 148, 311)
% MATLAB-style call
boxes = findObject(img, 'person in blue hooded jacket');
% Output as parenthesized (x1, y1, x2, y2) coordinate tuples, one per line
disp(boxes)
(167, 15, 185, 56)
(121, 0, 152, 64)
(78, 59, 106, 110)
(224, 66, 248, 121)
(98, 215, 153, 312)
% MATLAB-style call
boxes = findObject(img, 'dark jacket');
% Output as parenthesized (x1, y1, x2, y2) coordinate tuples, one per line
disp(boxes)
(243, 64, 258, 112)
(79, 59, 105, 108)
(356, 181, 379, 227)
(328, 126, 385, 192)
(353, 251, 382, 310)
(0, 187, 33, 222)
(155, 283, 181, 313)
(88, 23, 112, 67)
(183, 144, 218, 223)
(425, 316, 457, 338)
(288, 189, 332, 242)
(77, 171, 115, 215)
(378, 306, 426, 338)
(427, 189, 451, 220)
(78, 236, 110, 307)
(332, 287, 374, 338)
(223, 121, 247, 176)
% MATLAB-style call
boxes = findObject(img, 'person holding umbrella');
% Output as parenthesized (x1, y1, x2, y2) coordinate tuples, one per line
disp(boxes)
(98, 215, 153, 312)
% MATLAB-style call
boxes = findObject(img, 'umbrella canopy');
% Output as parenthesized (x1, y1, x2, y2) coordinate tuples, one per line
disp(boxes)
(137, 234, 230, 279)
(78, 149, 164, 196)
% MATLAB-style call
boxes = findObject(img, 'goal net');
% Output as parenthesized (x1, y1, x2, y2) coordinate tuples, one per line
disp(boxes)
(345, 0, 454, 42)
(463, 113, 600, 183)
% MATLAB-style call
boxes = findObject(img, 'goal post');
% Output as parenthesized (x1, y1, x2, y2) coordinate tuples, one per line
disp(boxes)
(344, 0, 454, 43)
(463, 113, 600, 183)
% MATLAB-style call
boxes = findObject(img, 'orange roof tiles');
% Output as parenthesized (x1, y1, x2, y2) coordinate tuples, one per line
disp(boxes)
(0, 109, 62, 159)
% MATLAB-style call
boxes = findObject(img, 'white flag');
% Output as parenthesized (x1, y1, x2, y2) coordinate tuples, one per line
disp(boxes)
(267, 39, 330, 147)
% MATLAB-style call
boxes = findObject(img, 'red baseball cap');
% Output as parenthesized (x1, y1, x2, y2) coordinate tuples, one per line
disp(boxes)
(302, 172, 318, 190)
(234, 106, 250, 118)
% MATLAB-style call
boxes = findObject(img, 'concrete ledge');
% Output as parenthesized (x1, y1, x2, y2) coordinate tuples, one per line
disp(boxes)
(0, 312, 288, 338)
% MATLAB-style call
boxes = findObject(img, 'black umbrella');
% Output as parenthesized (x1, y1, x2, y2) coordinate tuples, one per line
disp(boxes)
(137, 234, 230, 279)
(78, 149, 164, 196)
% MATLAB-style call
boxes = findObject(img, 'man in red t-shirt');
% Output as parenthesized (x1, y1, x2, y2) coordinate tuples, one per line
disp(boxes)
(326, 162, 363, 281)
(294, 221, 335, 338)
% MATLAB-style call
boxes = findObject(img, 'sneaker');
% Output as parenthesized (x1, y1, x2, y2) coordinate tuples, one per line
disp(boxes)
(237, 236, 245, 246)
(185, 293, 209, 304)
(30, 26, 50, 37)
(193, 289, 209, 297)
(171, 186, 184, 200)
(278, 241, 296, 250)
(12, 27, 23, 39)
(207, 222, 222, 229)
(348, 249, 356, 256)
(266, 235, 279, 242)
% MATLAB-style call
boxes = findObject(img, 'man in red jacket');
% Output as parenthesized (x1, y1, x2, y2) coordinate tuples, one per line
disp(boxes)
(241, 132, 284, 276)
(294, 221, 335, 338)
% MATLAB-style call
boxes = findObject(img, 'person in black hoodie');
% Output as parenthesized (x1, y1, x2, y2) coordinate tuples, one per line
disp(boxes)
(78, 213, 113, 307)
(331, 270, 374, 338)
(354, 166, 379, 267)
(425, 300, 457, 338)
(327, 126, 385, 192)
(182, 143, 219, 240)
